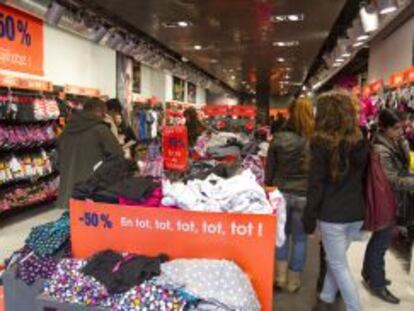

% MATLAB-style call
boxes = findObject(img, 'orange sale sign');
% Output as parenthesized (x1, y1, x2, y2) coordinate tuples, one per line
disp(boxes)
(0, 4, 44, 75)
(70, 200, 277, 311)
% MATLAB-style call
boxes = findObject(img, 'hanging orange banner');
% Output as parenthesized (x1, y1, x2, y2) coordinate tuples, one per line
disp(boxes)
(352, 86, 361, 97)
(389, 71, 406, 88)
(0, 3, 44, 75)
(362, 85, 372, 97)
(369, 79, 384, 94)
(70, 200, 276, 311)
(404, 66, 414, 84)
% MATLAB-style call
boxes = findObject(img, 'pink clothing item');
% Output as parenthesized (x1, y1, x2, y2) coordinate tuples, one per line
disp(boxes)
(118, 188, 179, 209)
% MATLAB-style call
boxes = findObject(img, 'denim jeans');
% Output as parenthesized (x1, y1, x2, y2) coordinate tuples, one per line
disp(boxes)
(362, 227, 392, 289)
(319, 221, 363, 311)
(277, 193, 308, 272)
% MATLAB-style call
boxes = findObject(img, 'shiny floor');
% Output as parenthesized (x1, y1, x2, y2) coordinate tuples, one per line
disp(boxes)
(1, 206, 413, 311)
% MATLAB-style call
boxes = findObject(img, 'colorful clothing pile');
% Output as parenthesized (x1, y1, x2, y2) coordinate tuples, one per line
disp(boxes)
(26, 212, 70, 257)
(0, 124, 56, 150)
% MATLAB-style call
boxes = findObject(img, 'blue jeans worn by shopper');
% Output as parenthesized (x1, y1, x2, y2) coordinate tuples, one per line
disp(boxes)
(362, 227, 392, 289)
(319, 221, 363, 311)
(277, 193, 307, 272)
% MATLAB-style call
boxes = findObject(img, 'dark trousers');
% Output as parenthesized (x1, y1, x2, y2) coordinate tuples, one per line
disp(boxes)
(317, 242, 327, 292)
(362, 227, 392, 289)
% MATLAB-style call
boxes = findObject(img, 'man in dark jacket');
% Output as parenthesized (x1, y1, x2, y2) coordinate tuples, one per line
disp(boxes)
(56, 98, 124, 209)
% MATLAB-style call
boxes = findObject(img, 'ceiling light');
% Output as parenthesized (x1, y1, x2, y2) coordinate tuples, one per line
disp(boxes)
(352, 18, 370, 41)
(45, 1, 65, 25)
(89, 24, 108, 43)
(353, 41, 364, 47)
(181, 56, 189, 62)
(242, 81, 247, 84)
(231, 75, 236, 80)
(270, 14, 304, 23)
(302, 85, 307, 91)
(333, 62, 341, 67)
(277, 58, 285, 62)
(194, 45, 202, 50)
(342, 52, 352, 57)
(273, 40, 300, 47)
(121, 39, 136, 55)
(106, 32, 123, 50)
(336, 58, 345, 63)
(359, 3, 379, 33)
(177, 21, 189, 27)
(210, 59, 218, 63)
(378, 0, 398, 15)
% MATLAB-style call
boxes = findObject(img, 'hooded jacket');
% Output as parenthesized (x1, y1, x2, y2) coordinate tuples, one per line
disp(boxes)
(56, 110, 123, 208)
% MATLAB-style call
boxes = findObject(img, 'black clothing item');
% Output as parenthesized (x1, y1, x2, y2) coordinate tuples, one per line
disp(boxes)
(57, 111, 123, 208)
(109, 176, 157, 201)
(82, 250, 168, 294)
(185, 161, 239, 181)
(303, 140, 369, 234)
(72, 156, 156, 202)
(265, 130, 309, 195)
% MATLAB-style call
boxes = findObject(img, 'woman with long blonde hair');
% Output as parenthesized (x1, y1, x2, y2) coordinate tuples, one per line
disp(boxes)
(303, 91, 368, 311)
(265, 97, 314, 293)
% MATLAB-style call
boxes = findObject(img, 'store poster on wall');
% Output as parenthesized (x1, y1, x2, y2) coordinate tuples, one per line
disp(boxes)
(0, 3, 44, 75)
(116, 52, 133, 115)
(187, 82, 196, 103)
(173, 76, 185, 101)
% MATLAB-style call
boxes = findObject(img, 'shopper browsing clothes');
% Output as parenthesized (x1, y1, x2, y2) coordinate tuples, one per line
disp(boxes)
(56, 99, 124, 209)
(265, 97, 314, 293)
(362, 109, 414, 304)
(304, 91, 369, 311)
(105, 98, 136, 158)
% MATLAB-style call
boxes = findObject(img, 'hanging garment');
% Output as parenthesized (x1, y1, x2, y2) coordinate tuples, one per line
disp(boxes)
(155, 259, 261, 311)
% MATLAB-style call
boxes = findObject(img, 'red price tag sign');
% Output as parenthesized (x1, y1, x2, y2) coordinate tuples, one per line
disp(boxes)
(0, 3, 44, 75)
(230, 105, 257, 117)
(162, 126, 189, 171)
(203, 105, 229, 116)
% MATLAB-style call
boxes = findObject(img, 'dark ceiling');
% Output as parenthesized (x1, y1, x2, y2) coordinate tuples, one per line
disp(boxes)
(76, 0, 347, 96)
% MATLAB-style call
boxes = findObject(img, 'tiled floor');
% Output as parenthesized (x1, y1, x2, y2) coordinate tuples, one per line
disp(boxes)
(1, 207, 413, 311)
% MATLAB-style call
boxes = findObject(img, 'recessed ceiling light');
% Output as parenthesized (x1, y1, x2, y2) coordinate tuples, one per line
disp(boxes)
(277, 58, 285, 62)
(177, 21, 189, 27)
(273, 41, 300, 47)
(242, 81, 247, 84)
(336, 58, 345, 63)
(342, 52, 352, 58)
(270, 14, 304, 23)
(210, 59, 218, 63)
(194, 45, 202, 50)
(231, 75, 236, 80)
(333, 62, 341, 67)
(378, 0, 398, 15)
(181, 56, 189, 62)
(353, 41, 364, 47)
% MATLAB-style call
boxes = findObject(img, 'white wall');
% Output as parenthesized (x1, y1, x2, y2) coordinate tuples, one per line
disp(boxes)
(368, 16, 414, 82)
(44, 26, 116, 96)
(196, 85, 206, 105)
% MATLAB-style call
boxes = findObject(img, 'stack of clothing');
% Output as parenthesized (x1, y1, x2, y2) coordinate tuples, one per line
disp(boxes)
(4, 213, 71, 285)
(43, 249, 260, 311)
(72, 156, 158, 204)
